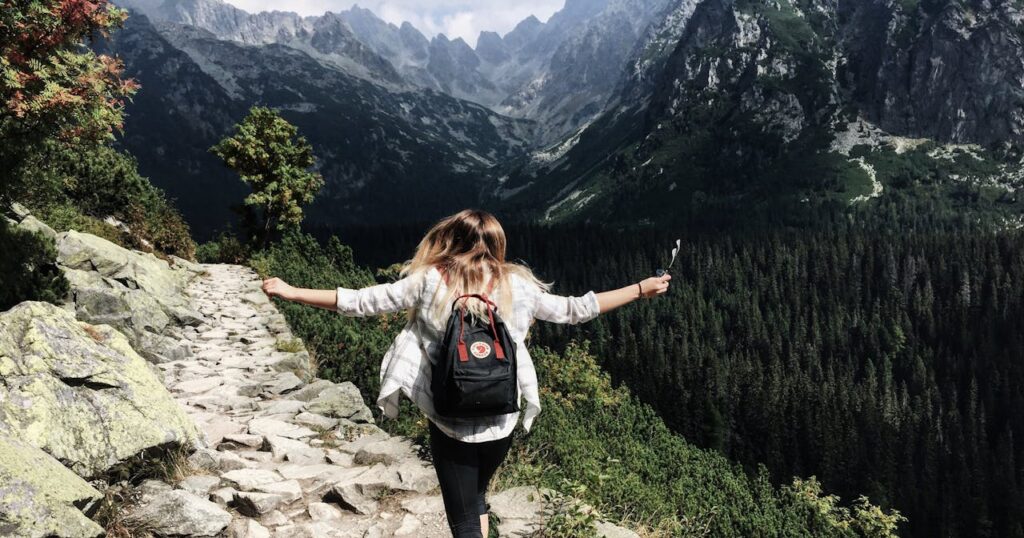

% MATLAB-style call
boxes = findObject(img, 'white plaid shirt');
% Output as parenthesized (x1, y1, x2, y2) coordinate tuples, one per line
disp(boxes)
(336, 266, 601, 443)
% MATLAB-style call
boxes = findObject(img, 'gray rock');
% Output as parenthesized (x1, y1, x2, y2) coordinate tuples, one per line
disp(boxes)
(17, 215, 57, 240)
(489, 486, 549, 537)
(57, 230, 203, 326)
(293, 411, 339, 430)
(10, 202, 30, 219)
(188, 447, 253, 472)
(325, 449, 353, 466)
(127, 488, 232, 537)
(288, 379, 335, 402)
(393, 514, 423, 536)
(266, 435, 326, 465)
(179, 474, 222, 496)
(0, 302, 200, 478)
(220, 433, 264, 449)
(209, 486, 238, 505)
(138, 331, 192, 364)
(230, 489, 282, 516)
(307, 501, 344, 521)
(260, 510, 290, 526)
(384, 461, 439, 493)
(227, 518, 271, 538)
(231, 491, 284, 516)
(0, 429, 104, 538)
(306, 382, 374, 423)
(353, 438, 414, 466)
(169, 255, 206, 277)
(269, 350, 314, 379)
(400, 494, 445, 515)
(220, 469, 285, 490)
(258, 398, 306, 415)
(248, 417, 316, 439)
(326, 483, 379, 515)
(270, 522, 348, 538)
(596, 520, 642, 538)
(250, 480, 303, 503)
(73, 284, 170, 335)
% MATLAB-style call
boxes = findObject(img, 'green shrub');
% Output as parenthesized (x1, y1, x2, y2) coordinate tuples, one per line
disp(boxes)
(0, 220, 69, 310)
(16, 140, 195, 260)
(537, 480, 601, 538)
(196, 231, 251, 264)
(36, 203, 124, 245)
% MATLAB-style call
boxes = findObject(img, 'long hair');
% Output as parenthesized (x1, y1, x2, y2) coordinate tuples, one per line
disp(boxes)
(401, 209, 551, 322)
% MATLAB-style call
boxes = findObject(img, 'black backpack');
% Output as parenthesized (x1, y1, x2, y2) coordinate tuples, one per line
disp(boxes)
(431, 287, 519, 418)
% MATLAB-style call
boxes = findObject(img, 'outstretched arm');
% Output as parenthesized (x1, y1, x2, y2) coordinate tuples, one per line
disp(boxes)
(595, 273, 672, 314)
(262, 278, 337, 310)
(262, 273, 423, 316)
(532, 273, 671, 324)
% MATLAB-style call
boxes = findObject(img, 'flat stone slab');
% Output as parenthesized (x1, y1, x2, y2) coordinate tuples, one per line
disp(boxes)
(220, 469, 285, 490)
(250, 479, 303, 503)
(293, 411, 339, 430)
(247, 417, 316, 439)
(266, 435, 327, 465)
(175, 377, 225, 394)
(127, 489, 232, 537)
(231, 491, 283, 516)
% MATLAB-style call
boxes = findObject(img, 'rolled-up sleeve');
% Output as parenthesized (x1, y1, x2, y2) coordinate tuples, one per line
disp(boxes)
(336, 272, 423, 317)
(533, 289, 601, 325)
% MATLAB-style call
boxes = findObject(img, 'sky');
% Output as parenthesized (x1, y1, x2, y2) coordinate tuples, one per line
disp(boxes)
(220, 1, 564, 47)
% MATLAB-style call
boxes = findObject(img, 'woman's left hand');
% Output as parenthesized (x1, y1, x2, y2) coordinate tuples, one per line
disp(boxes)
(262, 277, 295, 301)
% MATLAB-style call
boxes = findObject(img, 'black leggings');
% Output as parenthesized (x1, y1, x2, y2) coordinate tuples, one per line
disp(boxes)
(428, 420, 513, 538)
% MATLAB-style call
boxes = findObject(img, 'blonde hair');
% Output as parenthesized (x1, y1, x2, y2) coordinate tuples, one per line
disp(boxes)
(400, 209, 551, 322)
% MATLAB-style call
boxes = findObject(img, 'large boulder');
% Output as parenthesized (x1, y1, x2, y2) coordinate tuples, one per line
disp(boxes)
(56, 230, 187, 298)
(55, 230, 204, 362)
(306, 382, 374, 423)
(16, 215, 57, 240)
(125, 481, 232, 536)
(0, 428, 104, 538)
(0, 302, 201, 478)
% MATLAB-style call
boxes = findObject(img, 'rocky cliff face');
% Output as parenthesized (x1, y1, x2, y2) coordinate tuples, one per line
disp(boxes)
(838, 0, 1024, 145)
(114, 0, 675, 145)
(105, 0, 1024, 233)
(96, 13, 536, 238)
(485, 0, 1024, 225)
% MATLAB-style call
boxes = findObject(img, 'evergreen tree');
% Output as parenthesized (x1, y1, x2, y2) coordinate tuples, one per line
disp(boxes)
(210, 106, 323, 247)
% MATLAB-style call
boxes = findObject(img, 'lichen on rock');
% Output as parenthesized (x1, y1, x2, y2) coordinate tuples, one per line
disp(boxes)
(0, 427, 104, 538)
(0, 301, 201, 479)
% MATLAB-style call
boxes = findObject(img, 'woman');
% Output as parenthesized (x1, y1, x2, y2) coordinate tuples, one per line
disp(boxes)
(261, 209, 671, 537)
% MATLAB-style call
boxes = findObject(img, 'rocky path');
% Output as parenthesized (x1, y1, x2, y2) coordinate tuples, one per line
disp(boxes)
(155, 264, 550, 537)
(161, 264, 449, 537)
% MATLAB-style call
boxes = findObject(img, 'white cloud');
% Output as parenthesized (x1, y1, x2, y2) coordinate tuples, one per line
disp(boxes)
(220, 1, 563, 47)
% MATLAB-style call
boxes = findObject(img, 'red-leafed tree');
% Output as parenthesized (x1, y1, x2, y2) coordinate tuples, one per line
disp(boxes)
(0, 0, 138, 202)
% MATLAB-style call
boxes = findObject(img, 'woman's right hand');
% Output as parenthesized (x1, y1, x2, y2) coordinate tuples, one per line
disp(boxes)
(639, 273, 671, 298)
(262, 277, 296, 301)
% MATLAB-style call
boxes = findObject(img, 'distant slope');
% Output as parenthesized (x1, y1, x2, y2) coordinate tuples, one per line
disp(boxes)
(117, 0, 678, 144)
(99, 13, 535, 239)
(485, 0, 1024, 228)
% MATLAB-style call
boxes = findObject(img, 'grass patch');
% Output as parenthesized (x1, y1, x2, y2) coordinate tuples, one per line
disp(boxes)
(275, 338, 305, 353)
(92, 484, 154, 538)
(102, 443, 201, 486)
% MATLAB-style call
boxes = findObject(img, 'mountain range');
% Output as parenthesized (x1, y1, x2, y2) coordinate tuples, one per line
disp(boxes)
(106, 0, 1024, 237)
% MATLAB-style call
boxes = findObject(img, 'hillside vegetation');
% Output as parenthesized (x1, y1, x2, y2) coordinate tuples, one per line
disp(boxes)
(243, 231, 905, 537)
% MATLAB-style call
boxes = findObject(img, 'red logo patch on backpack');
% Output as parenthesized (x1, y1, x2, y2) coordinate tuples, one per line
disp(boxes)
(470, 341, 491, 359)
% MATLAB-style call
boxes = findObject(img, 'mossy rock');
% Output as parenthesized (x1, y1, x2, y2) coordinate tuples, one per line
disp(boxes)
(0, 427, 103, 538)
(0, 301, 201, 478)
